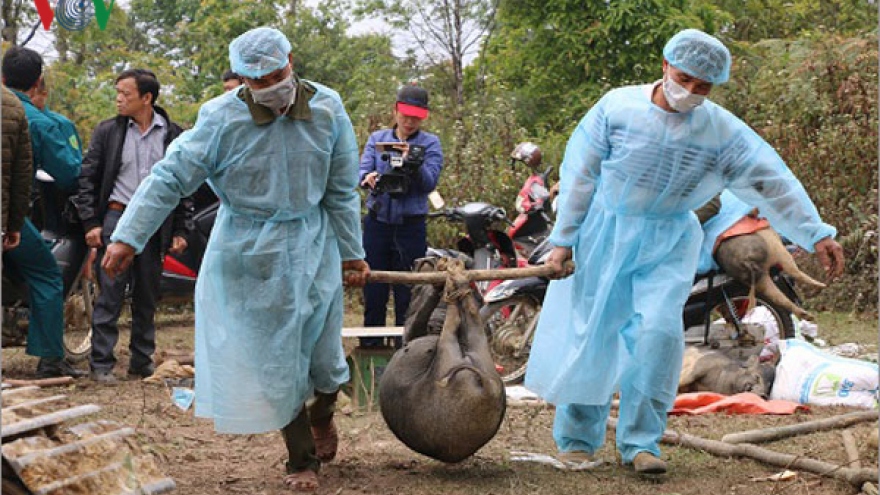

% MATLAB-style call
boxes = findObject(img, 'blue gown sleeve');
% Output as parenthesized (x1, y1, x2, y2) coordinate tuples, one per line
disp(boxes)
(110, 106, 217, 253)
(548, 96, 610, 247)
(322, 100, 366, 261)
(720, 120, 836, 252)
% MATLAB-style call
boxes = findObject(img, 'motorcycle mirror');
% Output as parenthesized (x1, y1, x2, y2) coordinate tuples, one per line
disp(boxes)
(35, 169, 56, 183)
(428, 191, 445, 210)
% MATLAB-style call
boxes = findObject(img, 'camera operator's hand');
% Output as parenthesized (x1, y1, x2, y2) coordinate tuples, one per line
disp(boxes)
(361, 172, 380, 189)
(395, 142, 410, 158)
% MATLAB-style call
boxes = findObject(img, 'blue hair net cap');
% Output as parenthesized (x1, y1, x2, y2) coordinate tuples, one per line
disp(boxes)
(229, 27, 292, 79)
(663, 29, 731, 84)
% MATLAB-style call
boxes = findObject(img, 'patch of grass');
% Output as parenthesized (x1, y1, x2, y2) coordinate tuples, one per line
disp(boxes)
(812, 312, 877, 347)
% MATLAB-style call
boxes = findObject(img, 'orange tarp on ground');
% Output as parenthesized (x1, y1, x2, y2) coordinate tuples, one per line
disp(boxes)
(670, 392, 809, 415)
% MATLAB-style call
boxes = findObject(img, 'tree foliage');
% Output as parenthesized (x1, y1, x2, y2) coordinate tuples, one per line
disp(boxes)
(479, 0, 731, 132)
(712, 35, 878, 311)
(1, 0, 875, 312)
(349, 0, 497, 112)
(712, 0, 877, 42)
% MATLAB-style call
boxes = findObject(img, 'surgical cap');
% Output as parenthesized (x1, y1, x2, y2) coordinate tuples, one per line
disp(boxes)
(229, 27, 291, 79)
(662, 29, 731, 85)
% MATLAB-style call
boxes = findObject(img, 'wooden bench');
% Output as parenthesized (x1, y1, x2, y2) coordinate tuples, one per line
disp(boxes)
(341, 326, 404, 339)
(341, 327, 404, 411)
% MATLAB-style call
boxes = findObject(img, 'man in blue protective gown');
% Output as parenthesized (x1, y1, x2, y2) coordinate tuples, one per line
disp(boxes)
(100, 27, 370, 492)
(524, 29, 844, 475)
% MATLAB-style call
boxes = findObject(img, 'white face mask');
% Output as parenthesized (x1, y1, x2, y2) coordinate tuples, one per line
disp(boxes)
(251, 74, 296, 113)
(662, 75, 706, 113)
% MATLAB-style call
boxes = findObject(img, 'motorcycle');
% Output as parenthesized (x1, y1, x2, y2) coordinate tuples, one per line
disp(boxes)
(507, 142, 554, 258)
(427, 201, 520, 298)
(508, 166, 554, 259)
(2, 171, 94, 362)
(158, 190, 218, 302)
(480, 237, 802, 385)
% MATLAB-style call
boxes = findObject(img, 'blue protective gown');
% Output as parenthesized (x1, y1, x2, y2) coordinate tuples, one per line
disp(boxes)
(524, 83, 835, 459)
(111, 82, 365, 434)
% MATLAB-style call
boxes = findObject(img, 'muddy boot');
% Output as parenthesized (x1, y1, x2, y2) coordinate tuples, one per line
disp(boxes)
(35, 357, 88, 379)
(631, 452, 667, 475)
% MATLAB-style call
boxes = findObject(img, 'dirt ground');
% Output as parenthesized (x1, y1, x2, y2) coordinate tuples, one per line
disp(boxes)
(2, 313, 878, 495)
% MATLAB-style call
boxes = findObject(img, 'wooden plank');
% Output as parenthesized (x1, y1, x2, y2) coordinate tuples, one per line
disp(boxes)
(341, 326, 404, 338)
(2, 386, 41, 398)
(142, 478, 177, 494)
(3, 395, 67, 413)
(5, 427, 136, 470)
(1, 404, 101, 438)
(3, 377, 75, 388)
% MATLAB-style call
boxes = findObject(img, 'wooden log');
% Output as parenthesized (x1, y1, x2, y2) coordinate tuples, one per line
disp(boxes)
(2, 376, 75, 388)
(607, 417, 878, 487)
(721, 411, 879, 444)
(365, 265, 559, 285)
(155, 351, 195, 366)
(842, 430, 861, 469)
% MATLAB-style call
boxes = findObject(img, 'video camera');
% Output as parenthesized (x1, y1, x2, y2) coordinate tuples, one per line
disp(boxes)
(373, 143, 426, 197)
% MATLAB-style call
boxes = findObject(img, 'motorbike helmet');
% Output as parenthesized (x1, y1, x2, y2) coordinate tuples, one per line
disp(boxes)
(510, 142, 542, 169)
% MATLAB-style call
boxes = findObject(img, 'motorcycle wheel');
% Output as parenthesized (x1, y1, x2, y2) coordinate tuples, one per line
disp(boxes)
(62, 274, 95, 363)
(708, 286, 795, 342)
(479, 295, 541, 385)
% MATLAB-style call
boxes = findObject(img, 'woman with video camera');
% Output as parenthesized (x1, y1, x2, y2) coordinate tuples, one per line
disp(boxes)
(358, 84, 444, 347)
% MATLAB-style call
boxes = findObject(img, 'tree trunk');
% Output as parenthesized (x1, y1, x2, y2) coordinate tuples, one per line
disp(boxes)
(607, 417, 878, 488)
(841, 430, 861, 469)
(721, 411, 879, 444)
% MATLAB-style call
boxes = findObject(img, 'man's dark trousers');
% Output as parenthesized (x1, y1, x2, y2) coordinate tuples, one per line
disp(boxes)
(362, 214, 427, 336)
(91, 209, 162, 372)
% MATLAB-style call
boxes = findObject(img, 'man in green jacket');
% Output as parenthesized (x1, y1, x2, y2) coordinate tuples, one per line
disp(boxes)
(30, 76, 83, 234)
(2, 46, 85, 378)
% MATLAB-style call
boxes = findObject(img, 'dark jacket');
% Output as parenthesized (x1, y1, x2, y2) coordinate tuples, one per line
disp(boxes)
(73, 105, 193, 252)
(2, 85, 33, 234)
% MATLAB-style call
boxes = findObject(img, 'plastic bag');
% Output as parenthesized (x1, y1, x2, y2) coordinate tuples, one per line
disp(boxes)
(769, 339, 878, 409)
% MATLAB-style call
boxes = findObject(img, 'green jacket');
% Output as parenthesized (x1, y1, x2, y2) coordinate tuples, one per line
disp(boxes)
(2, 86, 33, 233)
(43, 105, 83, 164)
(11, 90, 81, 190)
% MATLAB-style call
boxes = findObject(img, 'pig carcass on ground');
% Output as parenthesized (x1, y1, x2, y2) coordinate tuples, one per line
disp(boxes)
(678, 345, 776, 398)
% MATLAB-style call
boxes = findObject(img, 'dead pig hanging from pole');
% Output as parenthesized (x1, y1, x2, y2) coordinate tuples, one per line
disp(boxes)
(360, 258, 563, 462)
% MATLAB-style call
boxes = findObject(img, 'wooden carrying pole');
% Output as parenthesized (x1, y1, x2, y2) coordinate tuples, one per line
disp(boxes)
(721, 411, 879, 444)
(607, 417, 878, 488)
(366, 264, 559, 284)
(2, 377, 75, 388)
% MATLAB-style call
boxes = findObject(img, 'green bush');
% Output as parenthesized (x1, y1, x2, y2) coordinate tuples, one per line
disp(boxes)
(714, 35, 877, 313)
